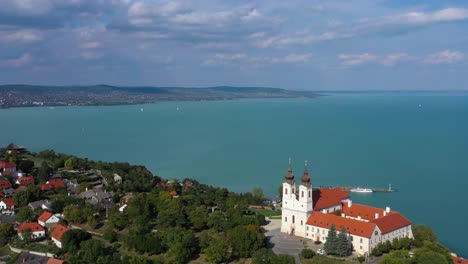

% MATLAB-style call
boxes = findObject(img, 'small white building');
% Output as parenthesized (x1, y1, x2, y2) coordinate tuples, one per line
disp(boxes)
(17, 222, 45, 240)
(38, 211, 60, 227)
(281, 160, 413, 256)
(51, 224, 69, 248)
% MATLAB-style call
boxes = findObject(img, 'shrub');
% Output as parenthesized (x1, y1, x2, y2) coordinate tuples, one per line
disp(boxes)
(301, 248, 315, 259)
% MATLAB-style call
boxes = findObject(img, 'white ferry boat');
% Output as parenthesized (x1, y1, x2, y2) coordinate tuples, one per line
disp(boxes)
(349, 187, 373, 193)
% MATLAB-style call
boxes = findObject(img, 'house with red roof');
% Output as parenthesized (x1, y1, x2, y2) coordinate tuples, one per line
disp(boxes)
(50, 224, 69, 248)
(38, 211, 60, 228)
(0, 178, 12, 189)
(0, 161, 16, 175)
(0, 198, 15, 211)
(281, 161, 413, 256)
(17, 222, 46, 240)
(16, 175, 34, 185)
(39, 179, 65, 192)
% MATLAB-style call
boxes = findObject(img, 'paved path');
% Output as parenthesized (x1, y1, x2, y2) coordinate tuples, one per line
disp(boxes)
(264, 219, 304, 264)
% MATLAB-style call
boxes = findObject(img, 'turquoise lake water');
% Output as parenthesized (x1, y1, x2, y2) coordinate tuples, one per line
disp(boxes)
(1, 93, 467, 256)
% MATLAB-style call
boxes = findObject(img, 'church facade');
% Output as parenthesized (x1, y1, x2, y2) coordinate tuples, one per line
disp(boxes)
(280, 161, 414, 256)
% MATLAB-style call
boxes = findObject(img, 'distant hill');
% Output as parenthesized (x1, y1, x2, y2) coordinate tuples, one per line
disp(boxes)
(0, 84, 319, 108)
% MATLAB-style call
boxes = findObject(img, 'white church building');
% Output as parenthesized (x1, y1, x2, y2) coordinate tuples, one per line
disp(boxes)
(281, 161, 414, 256)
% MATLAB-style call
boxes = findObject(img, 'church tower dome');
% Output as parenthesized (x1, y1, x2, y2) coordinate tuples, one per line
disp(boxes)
(284, 158, 295, 184)
(301, 161, 311, 187)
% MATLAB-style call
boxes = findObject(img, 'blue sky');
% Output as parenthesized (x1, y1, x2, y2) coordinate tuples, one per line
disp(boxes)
(1, 0, 468, 90)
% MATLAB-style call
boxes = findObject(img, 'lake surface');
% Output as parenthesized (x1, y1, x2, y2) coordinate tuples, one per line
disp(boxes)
(1, 92, 467, 256)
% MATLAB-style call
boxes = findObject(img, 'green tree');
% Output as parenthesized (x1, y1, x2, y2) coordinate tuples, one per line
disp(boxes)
(414, 241, 452, 264)
(252, 248, 277, 264)
(77, 239, 107, 264)
(412, 224, 436, 247)
(21, 228, 33, 243)
(252, 187, 265, 204)
(87, 215, 98, 229)
(205, 234, 231, 263)
(187, 205, 208, 231)
(103, 226, 117, 243)
(13, 190, 30, 207)
(65, 157, 78, 169)
(275, 254, 295, 264)
(300, 248, 315, 259)
(162, 227, 197, 264)
(0, 223, 15, 246)
(379, 250, 411, 264)
(16, 207, 34, 223)
(336, 227, 351, 256)
(62, 229, 92, 253)
(36, 161, 52, 183)
(16, 160, 35, 173)
(228, 225, 265, 258)
(357, 256, 366, 263)
(324, 224, 338, 255)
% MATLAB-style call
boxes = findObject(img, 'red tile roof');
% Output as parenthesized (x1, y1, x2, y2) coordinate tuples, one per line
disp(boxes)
(16, 185, 27, 192)
(0, 161, 16, 169)
(17, 176, 34, 185)
(453, 256, 468, 264)
(39, 183, 54, 191)
(48, 179, 65, 189)
(2, 198, 15, 207)
(342, 203, 392, 221)
(38, 211, 54, 223)
(370, 212, 412, 234)
(0, 179, 12, 189)
(47, 259, 65, 264)
(169, 190, 178, 196)
(313, 188, 350, 210)
(51, 224, 69, 242)
(17, 222, 45, 233)
(0, 192, 4, 199)
(307, 211, 376, 238)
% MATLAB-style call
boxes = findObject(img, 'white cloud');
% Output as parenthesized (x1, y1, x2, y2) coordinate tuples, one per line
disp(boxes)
(381, 53, 415, 66)
(256, 31, 350, 48)
(0, 53, 32, 67)
(424, 50, 464, 64)
(0, 29, 43, 42)
(81, 51, 101, 60)
(338, 53, 377, 66)
(394, 8, 468, 25)
(204, 53, 312, 65)
(80, 41, 100, 49)
(248, 32, 266, 39)
(128, 1, 188, 17)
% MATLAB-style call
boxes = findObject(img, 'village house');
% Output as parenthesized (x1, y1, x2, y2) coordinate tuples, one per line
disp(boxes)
(281, 161, 413, 256)
(16, 175, 34, 185)
(0, 198, 15, 211)
(0, 161, 16, 175)
(0, 178, 12, 189)
(50, 224, 69, 248)
(1, 187, 15, 198)
(78, 188, 114, 206)
(113, 173, 122, 184)
(17, 222, 46, 240)
(38, 211, 60, 228)
(39, 179, 65, 191)
(29, 199, 52, 211)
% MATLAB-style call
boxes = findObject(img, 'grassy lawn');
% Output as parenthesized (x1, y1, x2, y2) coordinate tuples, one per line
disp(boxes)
(0, 245, 11, 256)
(249, 208, 281, 217)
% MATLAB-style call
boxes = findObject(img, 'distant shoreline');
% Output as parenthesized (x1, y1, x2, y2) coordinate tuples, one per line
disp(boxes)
(0, 84, 321, 109)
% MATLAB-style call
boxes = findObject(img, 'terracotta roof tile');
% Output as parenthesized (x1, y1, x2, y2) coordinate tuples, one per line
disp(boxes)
(2, 198, 15, 207)
(342, 203, 391, 221)
(370, 212, 412, 234)
(47, 259, 65, 264)
(38, 211, 54, 223)
(313, 188, 350, 210)
(307, 211, 376, 238)
(18, 176, 34, 185)
(17, 222, 45, 233)
(0, 179, 12, 189)
(453, 256, 468, 264)
(48, 179, 65, 189)
(39, 183, 54, 191)
(51, 224, 69, 242)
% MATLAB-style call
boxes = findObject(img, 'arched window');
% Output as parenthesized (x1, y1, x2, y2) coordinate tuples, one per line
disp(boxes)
(292, 215, 295, 224)
(301, 220, 303, 226)
(301, 191, 304, 197)
(285, 217, 287, 222)
(308, 191, 311, 198)
(292, 188, 295, 193)
(285, 188, 288, 194)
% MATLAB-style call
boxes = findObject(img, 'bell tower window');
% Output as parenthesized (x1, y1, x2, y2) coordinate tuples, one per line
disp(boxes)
(301, 191, 304, 197)
(292, 215, 295, 224)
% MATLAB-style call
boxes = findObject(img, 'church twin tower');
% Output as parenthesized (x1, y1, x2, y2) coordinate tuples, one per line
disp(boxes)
(280, 160, 314, 237)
